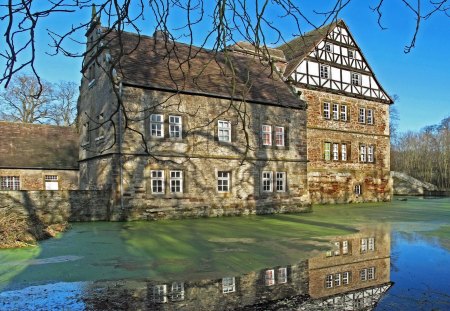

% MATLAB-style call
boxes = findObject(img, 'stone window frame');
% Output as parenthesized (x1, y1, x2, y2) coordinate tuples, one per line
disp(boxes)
(169, 170, 183, 194)
(217, 120, 232, 143)
(170, 282, 185, 301)
(323, 102, 331, 119)
(324, 142, 331, 161)
(153, 285, 168, 303)
(359, 144, 375, 163)
(358, 107, 366, 123)
(222, 277, 236, 293)
(342, 240, 350, 255)
(367, 109, 374, 125)
(355, 184, 362, 196)
(334, 273, 342, 287)
(43, 175, 59, 191)
(324, 142, 351, 162)
(340, 104, 348, 122)
(341, 143, 347, 161)
(332, 103, 339, 120)
(368, 237, 375, 251)
(0, 176, 20, 190)
(342, 271, 351, 285)
(360, 269, 368, 282)
(265, 269, 275, 286)
(217, 171, 231, 193)
(332, 143, 339, 161)
(367, 267, 376, 280)
(325, 274, 333, 288)
(320, 64, 330, 79)
(262, 124, 272, 146)
(261, 171, 273, 192)
(359, 144, 367, 162)
(274, 126, 285, 147)
(150, 114, 165, 138)
(275, 172, 286, 192)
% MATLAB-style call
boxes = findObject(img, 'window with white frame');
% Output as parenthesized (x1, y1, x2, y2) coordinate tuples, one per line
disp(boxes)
(218, 120, 231, 142)
(332, 143, 339, 161)
(150, 114, 164, 138)
(45, 175, 58, 181)
(359, 108, 366, 123)
(342, 240, 349, 255)
(355, 184, 362, 195)
(368, 267, 375, 280)
(171, 282, 185, 301)
(343, 271, 351, 285)
(360, 269, 368, 281)
(217, 171, 230, 192)
(169, 171, 183, 193)
(262, 125, 272, 146)
(334, 273, 341, 287)
(361, 238, 368, 252)
(265, 269, 275, 286)
(278, 267, 287, 284)
(275, 172, 286, 192)
(153, 285, 168, 303)
(368, 237, 375, 251)
(0, 176, 20, 190)
(367, 109, 374, 125)
(325, 274, 333, 288)
(151, 170, 164, 194)
(324, 142, 331, 161)
(341, 144, 347, 161)
(340, 105, 348, 121)
(368, 145, 374, 163)
(169, 115, 182, 138)
(275, 126, 285, 146)
(351, 72, 361, 86)
(320, 64, 330, 79)
(332, 104, 339, 120)
(44, 175, 59, 190)
(222, 277, 236, 293)
(360, 144, 367, 162)
(334, 241, 341, 256)
(323, 103, 330, 119)
(262, 171, 273, 192)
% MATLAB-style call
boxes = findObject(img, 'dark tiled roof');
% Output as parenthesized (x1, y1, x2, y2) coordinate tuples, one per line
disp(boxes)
(105, 31, 305, 109)
(0, 122, 79, 169)
(277, 20, 340, 77)
(227, 41, 286, 61)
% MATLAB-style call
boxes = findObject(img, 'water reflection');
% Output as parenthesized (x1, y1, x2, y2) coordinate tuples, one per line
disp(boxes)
(81, 226, 392, 310)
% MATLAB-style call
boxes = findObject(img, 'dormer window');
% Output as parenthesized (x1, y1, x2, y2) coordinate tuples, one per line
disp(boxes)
(325, 43, 333, 52)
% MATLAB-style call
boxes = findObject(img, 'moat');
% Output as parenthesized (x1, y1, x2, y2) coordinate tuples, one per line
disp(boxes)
(1, 196, 449, 310)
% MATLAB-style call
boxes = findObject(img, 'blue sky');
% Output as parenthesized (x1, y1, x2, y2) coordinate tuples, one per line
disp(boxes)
(1, 1, 448, 132)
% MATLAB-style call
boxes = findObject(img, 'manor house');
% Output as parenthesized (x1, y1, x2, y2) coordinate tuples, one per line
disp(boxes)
(77, 18, 392, 219)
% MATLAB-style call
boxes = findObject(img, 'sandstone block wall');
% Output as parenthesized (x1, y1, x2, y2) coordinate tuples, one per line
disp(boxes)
(0, 168, 78, 190)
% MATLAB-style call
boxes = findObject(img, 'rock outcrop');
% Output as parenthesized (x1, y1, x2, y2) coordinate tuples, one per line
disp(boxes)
(391, 171, 438, 195)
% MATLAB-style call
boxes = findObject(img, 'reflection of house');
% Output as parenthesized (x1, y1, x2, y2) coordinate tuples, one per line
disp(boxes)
(78, 16, 310, 219)
(307, 227, 392, 309)
(0, 122, 79, 190)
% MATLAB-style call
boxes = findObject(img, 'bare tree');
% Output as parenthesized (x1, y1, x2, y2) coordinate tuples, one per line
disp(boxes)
(0, 73, 53, 123)
(48, 81, 78, 126)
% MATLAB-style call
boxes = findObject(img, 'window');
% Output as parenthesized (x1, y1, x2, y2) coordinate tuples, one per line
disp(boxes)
(171, 282, 184, 301)
(348, 49, 354, 59)
(151, 170, 164, 194)
(325, 43, 332, 52)
(169, 171, 183, 193)
(320, 64, 330, 79)
(361, 238, 368, 252)
(332, 143, 339, 161)
(332, 104, 339, 120)
(218, 120, 231, 142)
(355, 184, 362, 195)
(341, 144, 347, 161)
(324, 142, 331, 161)
(275, 126, 285, 146)
(169, 115, 182, 138)
(334, 273, 341, 287)
(265, 269, 275, 286)
(343, 271, 351, 285)
(368, 267, 375, 280)
(150, 114, 164, 138)
(262, 125, 272, 146)
(275, 172, 286, 192)
(360, 144, 366, 162)
(0, 176, 20, 190)
(351, 72, 361, 86)
(359, 108, 366, 123)
(278, 267, 287, 284)
(334, 241, 340, 256)
(153, 285, 167, 303)
(360, 269, 368, 281)
(368, 237, 375, 251)
(342, 240, 349, 255)
(262, 171, 273, 192)
(217, 171, 230, 192)
(325, 274, 333, 288)
(222, 277, 236, 293)
(367, 109, 374, 125)
(368, 145, 374, 163)
(45, 175, 59, 191)
(323, 103, 330, 119)
(340, 105, 348, 121)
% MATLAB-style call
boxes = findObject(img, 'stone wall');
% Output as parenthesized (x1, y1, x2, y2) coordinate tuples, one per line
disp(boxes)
(0, 168, 78, 190)
(301, 89, 392, 204)
(0, 190, 111, 224)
